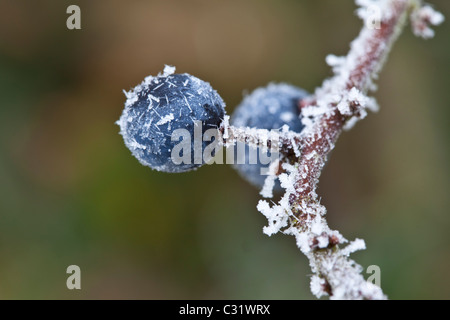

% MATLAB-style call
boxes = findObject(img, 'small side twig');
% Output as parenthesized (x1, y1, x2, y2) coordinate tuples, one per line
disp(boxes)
(223, 0, 443, 299)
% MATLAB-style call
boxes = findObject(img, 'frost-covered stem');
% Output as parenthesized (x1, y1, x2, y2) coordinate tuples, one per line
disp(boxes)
(251, 0, 443, 300)
(220, 116, 302, 156)
(290, 0, 410, 300)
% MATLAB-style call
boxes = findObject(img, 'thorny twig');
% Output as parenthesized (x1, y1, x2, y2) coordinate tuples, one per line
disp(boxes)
(221, 0, 443, 299)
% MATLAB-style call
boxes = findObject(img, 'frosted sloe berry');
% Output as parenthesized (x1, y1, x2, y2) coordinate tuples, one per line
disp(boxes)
(231, 83, 308, 191)
(117, 66, 226, 173)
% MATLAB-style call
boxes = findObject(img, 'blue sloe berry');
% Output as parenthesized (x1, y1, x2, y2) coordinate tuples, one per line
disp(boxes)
(231, 83, 308, 191)
(117, 66, 226, 173)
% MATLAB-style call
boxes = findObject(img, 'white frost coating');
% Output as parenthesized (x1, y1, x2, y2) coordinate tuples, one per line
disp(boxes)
(123, 65, 176, 109)
(224, 125, 286, 153)
(285, 213, 380, 299)
(280, 112, 295, 122)
(123, 89, 139, 108)
(222, 115, 230, 140)
(341, 238, 366, 256)
(356, 0, 396, 21)
(348, 87, 366, 106)
(326, 54, 346, 71)
(241, 0, 442, 300)
(310, 217, 324, 235)
(425, 6, 445, 25)
(257, 163, 301, 237)
(162, 65, 176, 76)
(147, 94, 160, 102)
(343, 116, 361, 131)
(128, 139, 147, 150)
(260, 174, 276, 199)
(310, 275, 328, 298)
(285, 226, 311, 254)
(317, 234, 330, 249)
(156, 113, 174, 126)
(254, 0, 417, 300)
(260, 160, 280, 199)
(118, 65, 226, 173)
(411, 5, 445, 39)
(279, 164, 297, 195)
(300, 0, 409, 136)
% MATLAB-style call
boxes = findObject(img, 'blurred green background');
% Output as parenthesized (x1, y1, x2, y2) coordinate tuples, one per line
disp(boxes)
(0, 0, 449, 299)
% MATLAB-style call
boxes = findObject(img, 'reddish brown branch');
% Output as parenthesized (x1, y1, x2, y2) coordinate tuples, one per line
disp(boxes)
(223, 0, 443, 300)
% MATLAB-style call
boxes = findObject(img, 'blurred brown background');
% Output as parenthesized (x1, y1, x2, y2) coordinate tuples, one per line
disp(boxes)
(0, 0, 449, 299)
